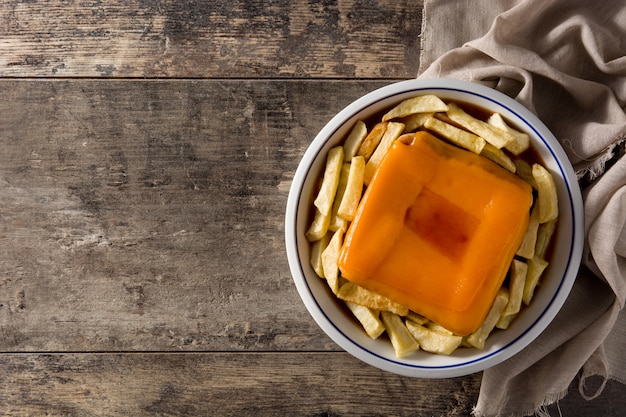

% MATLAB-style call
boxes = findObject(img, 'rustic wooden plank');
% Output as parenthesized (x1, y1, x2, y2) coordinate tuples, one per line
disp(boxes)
(0, 352, 623, 416)
(0, 352, 481, 416)
(0, 79, 392, 352)
(0, 0, 422, 78)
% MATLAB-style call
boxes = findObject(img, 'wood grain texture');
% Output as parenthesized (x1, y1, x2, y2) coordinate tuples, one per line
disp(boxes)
(0, 352, 482, 417)
(0, 0, 422, 78)
(0, 353, 625, 416)
(0, 79, 390, 352)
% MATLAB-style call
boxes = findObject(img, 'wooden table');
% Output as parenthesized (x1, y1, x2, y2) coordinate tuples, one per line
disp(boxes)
(1, 1, 624, 415)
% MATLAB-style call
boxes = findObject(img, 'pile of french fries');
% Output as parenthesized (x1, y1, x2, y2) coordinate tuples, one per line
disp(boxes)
(306, 94, 559, 357)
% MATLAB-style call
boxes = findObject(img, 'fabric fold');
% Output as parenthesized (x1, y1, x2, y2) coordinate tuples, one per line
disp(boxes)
(418, 0, 626, 415)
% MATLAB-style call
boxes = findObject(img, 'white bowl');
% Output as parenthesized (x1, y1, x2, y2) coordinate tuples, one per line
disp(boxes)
(285, 78, 584, 378)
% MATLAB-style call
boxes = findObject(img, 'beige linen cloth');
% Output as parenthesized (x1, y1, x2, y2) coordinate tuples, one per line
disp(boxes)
(418, 0, 626, 416)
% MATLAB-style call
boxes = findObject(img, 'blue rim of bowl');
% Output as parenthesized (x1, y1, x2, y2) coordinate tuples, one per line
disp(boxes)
(287, 79, 583, 376)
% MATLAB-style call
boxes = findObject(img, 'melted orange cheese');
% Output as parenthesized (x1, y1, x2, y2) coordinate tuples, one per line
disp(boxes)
(338, 131, 532, 336)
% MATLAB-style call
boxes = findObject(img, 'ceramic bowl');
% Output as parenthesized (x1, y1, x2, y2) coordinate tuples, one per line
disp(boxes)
(284, 78, 583, 378)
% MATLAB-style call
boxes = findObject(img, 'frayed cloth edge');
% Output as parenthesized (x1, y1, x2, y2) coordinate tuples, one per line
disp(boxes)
(471, 389, 569, 417)
(579, 371, 626, 400)
(471, 375, 626, 417)
(417, 1, 430, 75)
(567, 136, 626, 183)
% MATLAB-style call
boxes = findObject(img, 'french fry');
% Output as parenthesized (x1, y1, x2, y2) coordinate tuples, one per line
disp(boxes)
(523, 256, 549, 306)
(487, 112, 530, 155)
(460, 338, 473, 349)
(382, 95, 448, 122)
(504, 259, 528, 317)
(424, 116, 486, 154)
(357, 122, 387, 161)
(405, 311, 429, 326)
(310, 232, 331, 278)
(406, 321, 463, 355)
(535, 219, 558, 259)
(401, 112, 434, 133)
(345, 301, 385, 339)
(343, 120, 368, 162)
(305, 208, 332, 242)
(313, 146, 344, 216)
(532, 163, 559, 223)
(363, 122, 405, 185)
(497, 259, 528, 330)
(480, 143, 516, 173)
(495, 312, 516, 330)
(446, 103, 514, 149)
(466, 288, 509, 349)
(321, 228, 345, 294)
(516, 202, 540, 259)
(328, 163, 351, 232)
(381, 311, 420, 358)
(514, 158, 536, 188)
(337, 282, 409, 316)
(426, 322, 455, 335)
(337, 155, 365, 221)
(433, 111, 458, 126)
